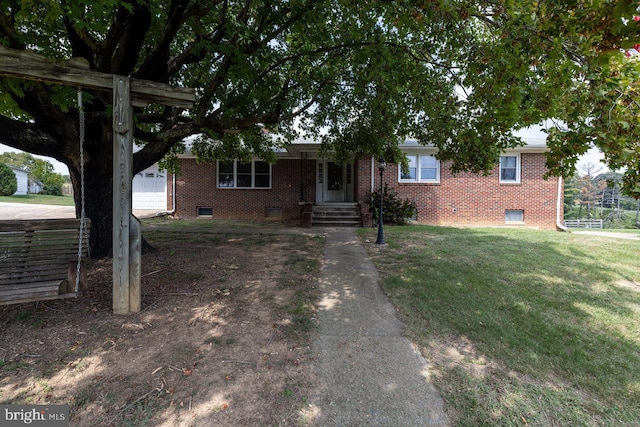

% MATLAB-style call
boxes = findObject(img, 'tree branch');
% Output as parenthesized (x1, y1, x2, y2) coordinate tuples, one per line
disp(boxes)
(167, 1, 227, 75)
(63, 15, 98, 67)
(136, 111, 192, 125)
(469, 11, 585, 66)
(382, 41, 458, 71)
(99, 5, 130, 71)
(135, 0, 193, 81)
(196, 53, 235, 121)
(109, 2, 152, 75)
(132, 122, 200, 172)
(5, 80, 75, 145)
(286, 91, 326, 121)
(0, 116, 63, 159)
(0, 10, 24, 49)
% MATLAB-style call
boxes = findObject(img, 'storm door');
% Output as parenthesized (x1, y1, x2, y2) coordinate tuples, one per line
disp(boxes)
(316, 161, 353, 202)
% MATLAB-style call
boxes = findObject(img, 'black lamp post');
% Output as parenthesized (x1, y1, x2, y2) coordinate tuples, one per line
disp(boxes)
(376, 157, 386, 245)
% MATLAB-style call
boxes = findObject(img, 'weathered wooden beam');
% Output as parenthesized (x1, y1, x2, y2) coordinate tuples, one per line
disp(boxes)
(129, 215, 142, 312)
(0, 46, 195, 108)
(112, 76, 133, 315)
(0, 45, 195, 314)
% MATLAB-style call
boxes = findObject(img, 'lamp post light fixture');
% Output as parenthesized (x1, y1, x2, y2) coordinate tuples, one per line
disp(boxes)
(375, 157, 386, 245)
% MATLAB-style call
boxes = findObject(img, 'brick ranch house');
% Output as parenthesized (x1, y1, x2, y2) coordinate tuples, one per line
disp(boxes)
(162, 136, 564, 230)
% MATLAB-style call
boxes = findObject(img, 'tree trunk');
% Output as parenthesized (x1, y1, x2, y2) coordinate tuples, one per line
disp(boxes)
(68, 124, 158, 259)
(69, 141, 114, 259)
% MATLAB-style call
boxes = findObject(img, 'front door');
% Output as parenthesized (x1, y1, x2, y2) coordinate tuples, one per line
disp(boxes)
(325, 161, 345, 202)
(316, 160, 353, 203)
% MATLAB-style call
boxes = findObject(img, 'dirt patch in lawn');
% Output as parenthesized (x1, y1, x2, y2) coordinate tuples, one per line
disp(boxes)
(0, 222, 325, 426)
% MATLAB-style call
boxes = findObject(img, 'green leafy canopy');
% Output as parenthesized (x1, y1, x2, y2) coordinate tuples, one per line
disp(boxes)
(1, 0, 640, 255)
(0, 162, 17, 196)
(1, 1, 637, 172)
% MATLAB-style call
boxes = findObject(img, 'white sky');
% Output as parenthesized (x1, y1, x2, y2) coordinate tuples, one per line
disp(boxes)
(577, 146, 608, 172)
(514, 124, 609, 173)
(0, 143, 69, 174)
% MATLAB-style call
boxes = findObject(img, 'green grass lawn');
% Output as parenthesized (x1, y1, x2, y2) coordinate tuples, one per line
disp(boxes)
(0, 194, 75, 206)
(359, 226, 640, 426)
(576, 228, 640, 236)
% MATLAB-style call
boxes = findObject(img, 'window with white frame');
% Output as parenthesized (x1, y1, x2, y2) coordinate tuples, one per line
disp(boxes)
(218, 160, 271, 188)
(499, 154, 520, 183)
(399, 154, 440, 183)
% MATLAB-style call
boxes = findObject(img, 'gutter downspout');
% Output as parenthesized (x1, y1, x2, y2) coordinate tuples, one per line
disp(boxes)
(556, 176, 568, 232)
(158, 173, 176, 216)
(169, 173, 176, 214)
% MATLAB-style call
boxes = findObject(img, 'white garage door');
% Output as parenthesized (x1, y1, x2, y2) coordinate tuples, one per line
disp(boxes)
(132, 164, 167, 210)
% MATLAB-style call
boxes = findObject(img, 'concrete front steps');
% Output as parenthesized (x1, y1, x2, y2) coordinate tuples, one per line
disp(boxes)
(312, 203, 361, 227)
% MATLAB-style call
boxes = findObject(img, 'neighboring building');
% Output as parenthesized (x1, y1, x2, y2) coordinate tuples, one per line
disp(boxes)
(8, 165, 28, 196)
(166, 137, 564, 230)
(128, 141, 171, 211)
(132, 164, 169, 211)
(28, 179, 43, 194)
(51, 164, 168, 209)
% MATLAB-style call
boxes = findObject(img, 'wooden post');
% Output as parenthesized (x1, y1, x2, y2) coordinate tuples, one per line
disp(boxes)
(0, 46, 194, 314)
(112, 75, 133, 315)
(67, 261, 87, 291)
(129, 214, 142, 312)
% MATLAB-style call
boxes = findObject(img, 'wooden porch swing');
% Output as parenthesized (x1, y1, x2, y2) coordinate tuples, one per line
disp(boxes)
(0, 218, 91, 305)
(0, 46, 194, 312)
(0, 89, 90, 305)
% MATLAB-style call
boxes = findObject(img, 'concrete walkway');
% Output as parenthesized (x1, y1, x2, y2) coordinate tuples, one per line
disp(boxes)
(310, 228, 449, 426)
(1, 203, 449, 424)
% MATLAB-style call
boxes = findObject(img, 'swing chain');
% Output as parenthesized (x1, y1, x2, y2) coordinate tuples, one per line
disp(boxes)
(75, 88, 87, 294)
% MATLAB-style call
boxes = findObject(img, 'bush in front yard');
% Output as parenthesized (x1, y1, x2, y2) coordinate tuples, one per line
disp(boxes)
(0, 163, 17, 196)
(369, 184, 417, 225)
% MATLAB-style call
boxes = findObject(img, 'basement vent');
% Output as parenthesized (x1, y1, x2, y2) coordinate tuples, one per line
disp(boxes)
(505, 209, 524, 223)
(197, 207, 213, 218)
(265, 207, 283, 219)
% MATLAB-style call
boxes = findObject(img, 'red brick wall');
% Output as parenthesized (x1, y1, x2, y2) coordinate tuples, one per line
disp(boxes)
(356, 153, 560, 229)
(174, 158, 316, 220)
(175, 153, 561, 228)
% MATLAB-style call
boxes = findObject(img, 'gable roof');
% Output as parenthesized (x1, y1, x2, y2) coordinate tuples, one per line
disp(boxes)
(178, 125, 550, 160)
(6, 165, 28, 174)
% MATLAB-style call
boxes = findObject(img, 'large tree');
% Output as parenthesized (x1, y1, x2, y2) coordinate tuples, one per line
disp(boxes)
(0, 0, 638, 257)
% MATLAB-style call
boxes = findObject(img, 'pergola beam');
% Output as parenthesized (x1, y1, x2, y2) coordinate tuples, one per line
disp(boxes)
(0, 46, 194, 108)
(0, 46, 195, 314)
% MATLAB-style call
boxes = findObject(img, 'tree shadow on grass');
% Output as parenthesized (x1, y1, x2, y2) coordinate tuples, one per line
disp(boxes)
(0, 227, 324, 426)
(363, 225, 640, 425)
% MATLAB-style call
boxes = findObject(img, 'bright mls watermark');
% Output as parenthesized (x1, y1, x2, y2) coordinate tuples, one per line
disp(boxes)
(1, 405, 69, 426)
